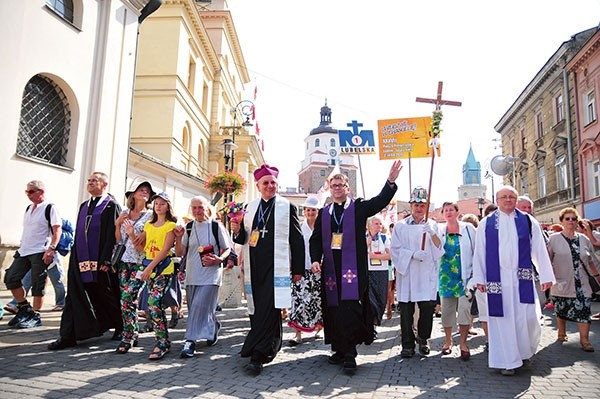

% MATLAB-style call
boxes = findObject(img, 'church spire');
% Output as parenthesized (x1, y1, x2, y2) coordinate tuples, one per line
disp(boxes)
(462, 144, 481, 185)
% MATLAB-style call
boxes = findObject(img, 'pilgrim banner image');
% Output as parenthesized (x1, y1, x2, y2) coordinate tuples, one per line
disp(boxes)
(376, 116, 435, 160)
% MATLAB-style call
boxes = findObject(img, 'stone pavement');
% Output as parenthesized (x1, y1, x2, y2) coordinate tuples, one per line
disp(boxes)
(0, 290, 599, 399)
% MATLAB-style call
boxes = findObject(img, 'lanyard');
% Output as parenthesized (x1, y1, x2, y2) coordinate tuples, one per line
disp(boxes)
(257, 201, 274, 229)
(332, 206, 344, 233)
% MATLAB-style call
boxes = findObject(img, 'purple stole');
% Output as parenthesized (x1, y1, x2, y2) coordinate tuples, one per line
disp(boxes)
(321, 201, 359, 306)
(76, 196, 110, 283)
(485, 209, 534, 316)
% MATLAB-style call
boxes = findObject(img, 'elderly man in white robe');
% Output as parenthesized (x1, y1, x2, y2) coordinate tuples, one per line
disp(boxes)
(391, 186, 445, 358)
(473, 186, 555, 376)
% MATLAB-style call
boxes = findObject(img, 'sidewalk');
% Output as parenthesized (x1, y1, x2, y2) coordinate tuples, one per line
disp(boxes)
(0, 289, 599, 399)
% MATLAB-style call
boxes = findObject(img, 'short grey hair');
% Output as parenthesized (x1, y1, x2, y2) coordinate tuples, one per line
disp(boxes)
(27, 180, 45, 191)
(517, 195, 533, 206)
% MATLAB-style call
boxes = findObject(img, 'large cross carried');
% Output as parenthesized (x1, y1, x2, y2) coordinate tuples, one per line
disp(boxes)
(415, 81, 462, 249)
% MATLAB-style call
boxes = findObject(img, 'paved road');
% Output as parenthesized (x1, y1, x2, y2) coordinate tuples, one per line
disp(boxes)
(1, 291, 599, 399)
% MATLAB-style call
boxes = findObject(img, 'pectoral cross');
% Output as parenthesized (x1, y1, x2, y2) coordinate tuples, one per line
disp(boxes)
(259, 226, 268, 238)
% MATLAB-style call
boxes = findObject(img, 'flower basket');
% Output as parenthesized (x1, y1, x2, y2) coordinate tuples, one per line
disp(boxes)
(204, 171, 247, 196)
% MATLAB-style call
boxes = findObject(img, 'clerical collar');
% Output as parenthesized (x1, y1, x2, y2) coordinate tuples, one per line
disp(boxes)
(261, 196, 275, 206)
(329, 199, 350, 214)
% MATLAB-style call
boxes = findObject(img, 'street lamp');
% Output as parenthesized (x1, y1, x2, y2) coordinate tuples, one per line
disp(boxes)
(219, 100, 254, 174)
(218, 138, 238, 172)
(477, 197, 485, 220)
(484, 170, 495, 203)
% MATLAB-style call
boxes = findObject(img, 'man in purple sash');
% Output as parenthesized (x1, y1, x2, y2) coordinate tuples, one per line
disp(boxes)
(472, 186, 554, 375)
(49, 172, 122, 350)
(310, 160, 401, 374)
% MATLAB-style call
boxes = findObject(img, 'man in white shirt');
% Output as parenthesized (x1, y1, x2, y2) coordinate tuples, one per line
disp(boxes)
(4, 180, 61, 328)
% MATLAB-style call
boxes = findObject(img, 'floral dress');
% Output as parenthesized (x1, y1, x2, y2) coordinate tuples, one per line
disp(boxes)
(439, 233, 464, 298)
(552, 235, 591, 323)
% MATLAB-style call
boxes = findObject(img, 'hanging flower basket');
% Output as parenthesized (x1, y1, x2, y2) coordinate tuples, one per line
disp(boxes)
(204, 171, 247, 195)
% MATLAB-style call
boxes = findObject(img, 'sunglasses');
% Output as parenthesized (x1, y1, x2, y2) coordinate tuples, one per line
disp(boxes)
(25, 189, 38, 195)
(563, 217, 578, 221)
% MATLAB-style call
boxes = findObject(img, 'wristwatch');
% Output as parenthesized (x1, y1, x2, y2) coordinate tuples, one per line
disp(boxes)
(49, 245, 57, 251)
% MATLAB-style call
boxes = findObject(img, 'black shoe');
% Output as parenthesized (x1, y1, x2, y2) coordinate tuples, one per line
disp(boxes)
(245, 361, 263, 375)
(327, 352, 344, 365)
(111, 331, 123, 341)
(168, 312, 179, 329)
(400, 348, 415, 358)
(207, 321, 221, 346)
(343, 356, 357, 374)
(143, 320, 154, 332)
(8, 304, 33, 327)
(48, 337, 76, 350)
(419, 344, 430, 356)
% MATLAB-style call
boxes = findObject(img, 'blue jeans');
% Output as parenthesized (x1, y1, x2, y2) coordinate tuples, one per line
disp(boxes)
(8, 265, 66, 307)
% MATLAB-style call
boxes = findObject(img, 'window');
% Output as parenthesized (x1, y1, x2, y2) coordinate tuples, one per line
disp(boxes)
(330, 138, 336, 147)
(589, 159, 600, 197)
(584, 90, 596, 125)
(555, 155, 568, 190)
(554, 93, 564, 123)
(521, 173, 529, 194)
(187, 56, 196, 94)
(535, 112, 543, 138)
(46, 0, 74, 23)
(537, 166, 546, 197)
(17, 75, 71, 167)
(315, 138, 320, 147)
(519, 128, 526, 152)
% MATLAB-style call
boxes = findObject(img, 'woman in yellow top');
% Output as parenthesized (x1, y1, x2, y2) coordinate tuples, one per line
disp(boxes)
(136, 192, 178, 360)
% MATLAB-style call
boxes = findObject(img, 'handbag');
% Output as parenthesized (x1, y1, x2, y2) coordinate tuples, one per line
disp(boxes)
(110, 242, 127, 267)
(561, 233, 600, 294)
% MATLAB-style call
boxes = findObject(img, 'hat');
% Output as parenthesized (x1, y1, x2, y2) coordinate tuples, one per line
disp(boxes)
(151, 191, 171, 203)
(125, 181, 156, 200)
(301, 195, 321, 209)
(409, 186, 428, 203)
(253, 164, 279, 181)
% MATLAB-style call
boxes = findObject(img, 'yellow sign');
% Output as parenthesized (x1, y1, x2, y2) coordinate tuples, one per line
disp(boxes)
(377, 116, 438, 160)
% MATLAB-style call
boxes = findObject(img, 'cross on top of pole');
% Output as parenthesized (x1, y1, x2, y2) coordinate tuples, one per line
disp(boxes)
(415, 81, 462, 111)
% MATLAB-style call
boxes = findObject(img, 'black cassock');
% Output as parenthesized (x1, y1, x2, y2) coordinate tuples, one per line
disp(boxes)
(59, 196, 122, 341)
(309, 181, 396, 358)
(233, 196, 304, 364)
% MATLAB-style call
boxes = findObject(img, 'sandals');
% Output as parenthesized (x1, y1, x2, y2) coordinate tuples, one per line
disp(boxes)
(557, 332, 568, 342)
(148, 343, 170, 360)
(441, 344, 452, 355)
(581, 341, 595, 352)
(115, 339, 139, 354)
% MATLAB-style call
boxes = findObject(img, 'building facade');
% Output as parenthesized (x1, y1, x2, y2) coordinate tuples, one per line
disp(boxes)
(494, 27, 598, 225)
(0, 0, 157, 269)
(129, 0, 264, 216)
(567, 28, 600, 224)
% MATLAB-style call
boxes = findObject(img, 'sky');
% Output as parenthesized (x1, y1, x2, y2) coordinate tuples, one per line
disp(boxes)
(226, 0, 600, 206)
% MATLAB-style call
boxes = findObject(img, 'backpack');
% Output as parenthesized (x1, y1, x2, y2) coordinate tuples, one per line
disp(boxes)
(27, 203, 75, 256)
(185, 220, 237, 267)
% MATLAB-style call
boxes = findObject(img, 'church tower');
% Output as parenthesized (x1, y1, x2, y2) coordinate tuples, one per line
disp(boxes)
(457, 144, 487, 200)
(298, 101, 357, 194)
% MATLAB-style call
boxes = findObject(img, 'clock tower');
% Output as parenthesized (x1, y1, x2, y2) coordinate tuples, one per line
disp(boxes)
(298, 101, 357, 194)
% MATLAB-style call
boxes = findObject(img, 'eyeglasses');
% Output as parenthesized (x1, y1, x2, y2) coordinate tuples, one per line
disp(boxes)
(25, 189, 38, 195)
(563, 217, 578, 221)
(330, 183, 348, 189)
(497, 195, 517, 201)
(87, 178, 100, 183)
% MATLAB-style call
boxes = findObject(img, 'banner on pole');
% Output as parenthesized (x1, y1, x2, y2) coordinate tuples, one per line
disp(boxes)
(338, 120, 377, 154)
(377, 116, 437, 160)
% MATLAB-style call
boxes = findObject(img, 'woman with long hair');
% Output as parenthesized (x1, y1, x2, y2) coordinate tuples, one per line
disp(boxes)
(547, 207, 600, 352)
(114, 181, 155, 353)
(137, 192, 178, 360)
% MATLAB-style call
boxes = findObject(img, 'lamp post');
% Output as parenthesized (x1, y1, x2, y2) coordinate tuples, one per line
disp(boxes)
(477, 197, 485, 220)
(485, 170, 495, 203)
(219, 100, 254, 174)
(218, 138, 238, 172)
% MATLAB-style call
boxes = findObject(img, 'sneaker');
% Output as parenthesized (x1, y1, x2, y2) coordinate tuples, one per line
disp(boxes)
(207, 321, 221, 346)
(180, 340, 196, 358)
(143, 319, 154, 332)
(400, 348, 415, 358)
(8, 304, 33, 327)
(17, 312, 42, 329)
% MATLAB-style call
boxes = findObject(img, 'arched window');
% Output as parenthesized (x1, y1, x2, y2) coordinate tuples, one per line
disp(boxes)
(17, 75, 71, 167)
(330, 138, 336, 147)
(46, 0, 74, 23)
(315, 138, 320, 147)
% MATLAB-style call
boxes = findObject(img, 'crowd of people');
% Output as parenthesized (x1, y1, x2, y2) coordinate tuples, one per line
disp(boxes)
(3, 163, 600, 378)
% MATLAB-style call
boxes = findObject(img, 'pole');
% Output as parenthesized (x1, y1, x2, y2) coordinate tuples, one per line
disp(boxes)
(421, 149, 436, 250)
(408, 153, 412, 198)
(357, 154, 366, 198)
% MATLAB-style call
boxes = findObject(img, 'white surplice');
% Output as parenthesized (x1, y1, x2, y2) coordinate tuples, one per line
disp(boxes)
(472, 211, 555, 370)
(391, 220, 445, 302)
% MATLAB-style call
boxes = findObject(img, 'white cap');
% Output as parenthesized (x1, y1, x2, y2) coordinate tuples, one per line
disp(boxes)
(301, 195, 321, 209)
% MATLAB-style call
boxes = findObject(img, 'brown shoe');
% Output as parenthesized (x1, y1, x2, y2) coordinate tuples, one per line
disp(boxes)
(557, 332, 568, 342)
(581, 341, 595, 352)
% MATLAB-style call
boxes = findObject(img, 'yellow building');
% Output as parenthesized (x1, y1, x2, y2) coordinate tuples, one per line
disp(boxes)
(128, 0, 264, 216)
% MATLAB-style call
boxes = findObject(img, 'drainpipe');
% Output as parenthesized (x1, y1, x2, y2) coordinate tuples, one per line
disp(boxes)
(563, 69, 576, 201)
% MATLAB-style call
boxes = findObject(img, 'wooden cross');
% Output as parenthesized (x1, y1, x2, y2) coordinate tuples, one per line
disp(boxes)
(259, 226, 268, 238)
(415, 81, 462, 111)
